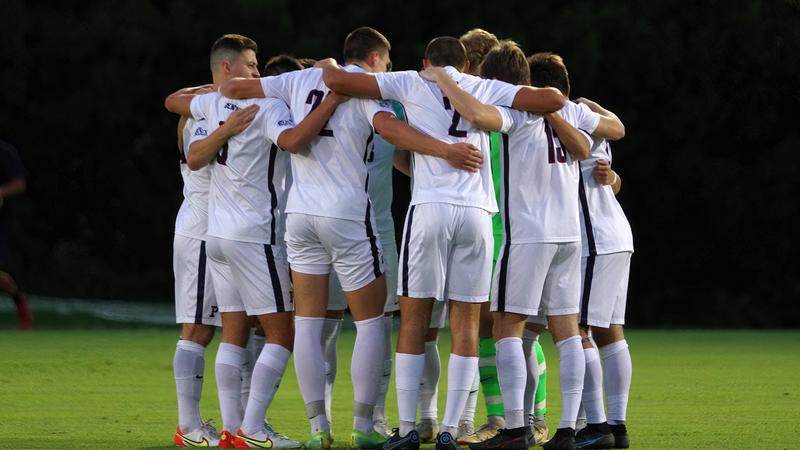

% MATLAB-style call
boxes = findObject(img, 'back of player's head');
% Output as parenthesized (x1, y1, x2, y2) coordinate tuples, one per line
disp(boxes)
(343, 27, 391, 62)
(297, 58, 318, 69)
(210, 34, 258, 72)
(459, 28, 499, 75)
(479, 40, 531, 86)
(527, 52, 570, 96)
(263, 54, 303, 76)
(425, 36, 467, 69)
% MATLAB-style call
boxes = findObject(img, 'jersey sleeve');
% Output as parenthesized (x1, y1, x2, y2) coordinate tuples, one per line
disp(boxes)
(262, 99, 297, 145)
(363, 98, 395, 127)
(259, 72, 295, 104)
(575, 102, 601, 134)
(496, 106, 515, 133)
(187, 119, 210, 146)
(479, 79, 523, 107)
(375, 71, 417, 102)
(189, 92, 214, 121)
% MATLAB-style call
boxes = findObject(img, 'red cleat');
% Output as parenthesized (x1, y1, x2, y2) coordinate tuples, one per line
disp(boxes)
(219, 430, 249, 448)
(16, 293, 32, 330)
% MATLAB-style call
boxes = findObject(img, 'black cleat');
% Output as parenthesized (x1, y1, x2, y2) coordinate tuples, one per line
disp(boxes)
(436, 431, 460, 450)
(383, 429, 420, 450)
(575, 423, 614, 449)
(608, 424, 629, 449)
(468, 427, 527, 450)
(542, 428, 576, 450)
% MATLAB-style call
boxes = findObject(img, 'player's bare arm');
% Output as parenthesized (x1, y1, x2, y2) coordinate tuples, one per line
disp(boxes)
(511, 86, 567, 113)
(277, 92, 350, 153)
(186, 105, 259, 170)
(318, 58, 383, 98)
(576, 97, 625, 140)
(419, 66, 504, 131)
(164, 84, 215, 116)
(544, 111, 591, 160)
(393, 149, 411, 176)
(0, 176, 26, 202)
(373, 112, 483, 172)
(177, 115, 188, 151)
(218, 77, 266, 99)
(593, 159, 622, 194)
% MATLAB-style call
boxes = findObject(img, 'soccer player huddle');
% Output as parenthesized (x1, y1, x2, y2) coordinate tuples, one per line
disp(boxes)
(164, 26, 633, 450)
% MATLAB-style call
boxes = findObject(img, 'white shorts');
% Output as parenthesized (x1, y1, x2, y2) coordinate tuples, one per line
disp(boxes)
(397, 203, 493, 302)
(579, 252, 631, 328)
(490, 242, 581, 323)
(173, 235, 221, 326)
(286, 213, 384, 292)
(206, 236, 293, 316)
(328, 236, 399, 312)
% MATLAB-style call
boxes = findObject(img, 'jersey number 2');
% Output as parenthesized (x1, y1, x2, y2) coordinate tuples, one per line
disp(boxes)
(443, 96, 467, 138)
(306, 90, 334, 137)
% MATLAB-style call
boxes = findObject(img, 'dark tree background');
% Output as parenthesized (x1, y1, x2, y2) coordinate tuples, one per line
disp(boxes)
(1, 0, 798, 327)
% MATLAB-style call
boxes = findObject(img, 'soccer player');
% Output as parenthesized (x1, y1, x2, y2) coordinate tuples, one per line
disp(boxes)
(0, 139, 31, 330)
(572, 100, 632, 449)
(166, 34, 345, 448)
(319, 36, 565, 450)
(219, 27, 484, 450)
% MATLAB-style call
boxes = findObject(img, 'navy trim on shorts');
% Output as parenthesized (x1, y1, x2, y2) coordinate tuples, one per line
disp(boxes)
(496, 133, 512, 312)
(194, 241, 207, 324)
(579, 254, 596, 327)
(267, 144, 279, 245)
(364, 193, 382, 279)
(401, 205, 416, 297)
(578, 168, 598, 256)
(264, 244, 285, 313)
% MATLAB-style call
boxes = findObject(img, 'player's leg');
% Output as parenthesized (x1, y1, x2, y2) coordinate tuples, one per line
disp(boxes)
(0, 270, 31, 329)
(457, 363, 478, 440)
(323, 275, 347, 427)
(240, 317, 261, 415)
(440, 300, 481, 443)
(478, 301, 506, 430)
(374, 239, 399, 436)
(417, 315, 442, 442)
(532, 339, 549, 442)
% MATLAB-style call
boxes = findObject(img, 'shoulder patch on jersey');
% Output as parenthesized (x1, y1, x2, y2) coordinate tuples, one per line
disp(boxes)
(277, 119, 295, 127)
(224, 102, 239, 111)
(194, 128, 208, 137)
(377, 99, 392, 108)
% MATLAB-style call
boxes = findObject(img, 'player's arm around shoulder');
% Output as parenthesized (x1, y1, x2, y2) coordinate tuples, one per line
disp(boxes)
(318, 58, 382, 98)
(164, 84, 214, 116)
(512, 85, 567, 114)
(186, 104, 259, 170)
(276, 92, 349, 153)
(419, 66, 504, 132)
(576, 97, 625, 141)
(218, 77, 266, 100)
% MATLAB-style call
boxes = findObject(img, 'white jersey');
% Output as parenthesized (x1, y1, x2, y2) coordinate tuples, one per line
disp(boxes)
(189, 92, 294, 245)
(496, 101, 597, 243)
(174, 118, 211, 240)
(259, 65, 393, 221)
(369, 134, 396, 239)
(578, 139, 634, 255)
(375, 66, 521, 212)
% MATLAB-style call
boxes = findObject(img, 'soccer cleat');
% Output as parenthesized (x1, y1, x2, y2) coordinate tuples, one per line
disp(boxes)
(574, 423, 614, 449)
(608, 424, 629, 449)
(532, 417, 549, 446)
(416, 418, 439, 443)
(457, 420, 475, 440)
(374, 417, 391, 438)
(306, 431, 334, 450)
(542, 428, 576, 450)
(468, 427, 527, 450)
(16, 293, 32, 330)
(174, 423, 220, 447)
(218, 430, 248, 448)
(382, 428, 420, 450)
(351, 429, 388, 449)
(456, 421, 502, 445)
(435, 431, 460, 450)
(237, 427, 302, 448)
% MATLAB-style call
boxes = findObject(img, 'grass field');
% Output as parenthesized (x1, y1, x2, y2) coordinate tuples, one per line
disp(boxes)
(0, 308, 798, 449)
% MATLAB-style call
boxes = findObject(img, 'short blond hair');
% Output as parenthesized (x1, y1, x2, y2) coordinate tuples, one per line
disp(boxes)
(460, 28, 499, 75)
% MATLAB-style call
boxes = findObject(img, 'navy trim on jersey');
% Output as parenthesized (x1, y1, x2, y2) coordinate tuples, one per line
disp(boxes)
(401, 205, 416, 297)
(264, 244, 285, 313)
(579, 254, 596, 327)
(496, 133, 512, 312)
(361, 131, 382, 279)
(267, 144, 279, 245)
(578, 168, 598, 256)
(194, 241, 207, 324)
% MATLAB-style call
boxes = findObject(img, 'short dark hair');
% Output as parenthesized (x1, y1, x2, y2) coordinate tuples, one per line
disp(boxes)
(209, 34, 258, 72)
(296, 58, 317, 69)
(459, 29, 499, 75)
(263, 54, 304, 76)
(479, 40, 530, 86)
(343, 27, 391, 62)
(425, 36, 467, 69)
(527, 52, 570, 96)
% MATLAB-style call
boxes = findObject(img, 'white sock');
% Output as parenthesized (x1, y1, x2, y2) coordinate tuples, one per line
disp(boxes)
(496, 337, 526, 429)
(583, 344, 606, 424)
(442, 354, 478, 430)
(522, 330, 540, 419)
(294, 316, 329, 433)
(374, 316, 393, 423)
(321, 317, 342, 423)
(351, 315, 385, 433)
(240, 330, 257, 414)
(174, 339, 205, 432)
(459, 365, 479, 425)
(419, 340, 440, 420)
(241, 343, 291, 434)
(396, 352, 425, 435)
(250, 333, 266, 362)
(600, 340, 631, 425)
(555, 335, 585, 430)
(215, 342, 246, 432)
(576, 404, 587, 431)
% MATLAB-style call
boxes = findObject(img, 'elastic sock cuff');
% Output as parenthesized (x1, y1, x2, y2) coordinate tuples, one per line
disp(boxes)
(177, 339, 206, 354)
(556, 335, 582, 350)
(216, 343, 246, 366)
(256, 343, 291, 369)
(599, 339, 628, 359)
